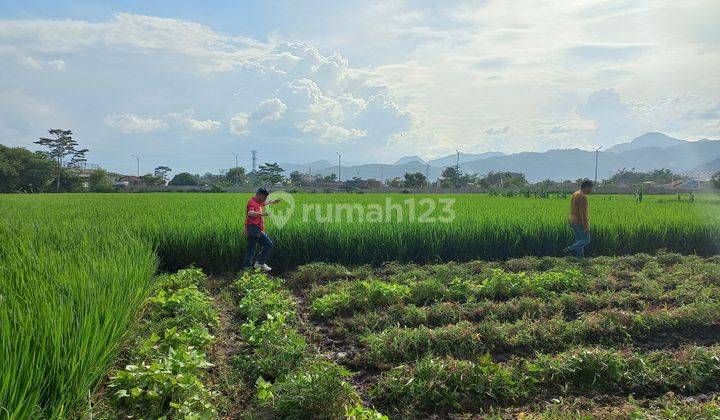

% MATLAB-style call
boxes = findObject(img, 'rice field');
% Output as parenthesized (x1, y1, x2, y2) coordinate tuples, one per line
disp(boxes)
(1, 192, 719, 418)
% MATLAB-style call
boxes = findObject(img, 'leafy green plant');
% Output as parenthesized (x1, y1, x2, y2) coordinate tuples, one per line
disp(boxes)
(109, 347, 216, 419)
(256, 360, 361, 419)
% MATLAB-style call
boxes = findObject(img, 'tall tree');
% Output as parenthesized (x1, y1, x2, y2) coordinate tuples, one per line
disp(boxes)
(403, 172, 427, 188)
(153, 166, 172, 181)
(257, 162, 285, 185)
(289, 170, 303, 186)
(168, 172, 200, 186)
(226, 167, 247, 185)
(34, 129, 88, 192)
(712, 171, 720, 190)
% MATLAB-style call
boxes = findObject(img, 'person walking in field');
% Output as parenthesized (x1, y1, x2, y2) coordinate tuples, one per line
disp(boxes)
(563, 180, 593, 257)
(243, 187, 281, 271)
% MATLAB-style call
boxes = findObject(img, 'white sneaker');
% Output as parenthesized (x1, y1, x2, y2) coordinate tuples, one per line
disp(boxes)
(254, 262, 272, 272)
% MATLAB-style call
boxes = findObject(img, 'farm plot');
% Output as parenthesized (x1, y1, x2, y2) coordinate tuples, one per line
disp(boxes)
(2, 192, 720, 418)
(290, 253, 720, 418)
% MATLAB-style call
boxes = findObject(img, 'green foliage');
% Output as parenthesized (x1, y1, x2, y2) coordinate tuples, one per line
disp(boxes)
(310, 280, 411, 318)
(237, 313, 307, 379)
(108, 268, 218, 419)
(168, 172, 201, 186)
(109, 348, 215, 419)
(256, 360, 360, 419)
(371, 346, 720, 415)
(147, 284, 219, 329)
(89, 169, 114, 192)
(0, 144, 55, 192)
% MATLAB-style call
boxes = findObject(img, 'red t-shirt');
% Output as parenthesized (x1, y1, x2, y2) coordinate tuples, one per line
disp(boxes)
(245, 197, 264, 231)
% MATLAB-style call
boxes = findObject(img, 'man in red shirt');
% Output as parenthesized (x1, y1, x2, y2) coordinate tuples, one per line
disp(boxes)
(243, 187, 281, 271)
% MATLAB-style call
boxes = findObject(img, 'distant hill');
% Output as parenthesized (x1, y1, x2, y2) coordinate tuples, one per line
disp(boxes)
(460, 139, 720, 182)
(394, 155, 427, 165)
(693, 158, 720, 172)
(284, 133, 720, 182)
(607, 132, 686, 153)
(428, 151, 505, 168)
(279, 159, 334, 175)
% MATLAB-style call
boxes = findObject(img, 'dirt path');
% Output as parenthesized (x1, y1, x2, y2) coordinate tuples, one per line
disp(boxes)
(206, 276, 250, 419)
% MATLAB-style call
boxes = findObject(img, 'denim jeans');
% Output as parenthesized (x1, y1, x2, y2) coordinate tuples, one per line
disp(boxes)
(567, 222, 590, 257)
(243, 224, 273, 267)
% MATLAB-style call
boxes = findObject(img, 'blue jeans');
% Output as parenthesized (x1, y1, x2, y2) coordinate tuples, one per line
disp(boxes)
(243, 225, 273, 267)
(566, 222, 590, 257)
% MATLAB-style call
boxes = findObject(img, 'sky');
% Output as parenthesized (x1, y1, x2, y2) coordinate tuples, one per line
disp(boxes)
(0, 0, 718, 175)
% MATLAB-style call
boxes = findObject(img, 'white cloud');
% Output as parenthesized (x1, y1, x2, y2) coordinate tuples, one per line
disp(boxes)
(106, 113, 168, 134)
(18, 56, 65, 71)
(0, 2, 717, 171)
(18, 56, 41, 70)
(186, 117, 221, 132)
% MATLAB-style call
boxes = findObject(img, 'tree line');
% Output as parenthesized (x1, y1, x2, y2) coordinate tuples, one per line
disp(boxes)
(2, 129, 720, 193)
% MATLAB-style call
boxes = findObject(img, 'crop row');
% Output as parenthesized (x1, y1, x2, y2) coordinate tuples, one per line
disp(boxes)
(232, 271, 386, 419)
(369, 346, 720, 415)
(329, 283, 720, 337)
(103, 269, 219, 418)
(310, 269, 590, 319)
(359, 301, 720, 366)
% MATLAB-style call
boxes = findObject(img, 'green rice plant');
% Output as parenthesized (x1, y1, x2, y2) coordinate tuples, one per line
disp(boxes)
(0, 226, 157, 418)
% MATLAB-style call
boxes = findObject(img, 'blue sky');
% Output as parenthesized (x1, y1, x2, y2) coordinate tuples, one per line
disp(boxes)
(0, 0, 718, 176)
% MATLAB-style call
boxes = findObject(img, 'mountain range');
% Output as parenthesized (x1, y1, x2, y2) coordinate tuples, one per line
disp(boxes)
(278, 132, 720, 182)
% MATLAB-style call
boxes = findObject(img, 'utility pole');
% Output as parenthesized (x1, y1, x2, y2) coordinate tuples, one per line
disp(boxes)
(455, 149, 460, 173)
(380, 164, 384, 184)
(250, 150, 257, 173)
(425, 164, 430, 188)
(131, 154, 141, 177)
(232, 153, 239, 169)
(336, 152, 341, 183)
(593, 146, 603, 183)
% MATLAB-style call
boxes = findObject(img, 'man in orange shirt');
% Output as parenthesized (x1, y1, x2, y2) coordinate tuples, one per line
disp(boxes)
(563, 180, 592, 257)
(243, 187, 281, 271)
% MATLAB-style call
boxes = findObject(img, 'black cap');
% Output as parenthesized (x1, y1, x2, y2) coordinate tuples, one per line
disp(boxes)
(256, 187, 269, 196)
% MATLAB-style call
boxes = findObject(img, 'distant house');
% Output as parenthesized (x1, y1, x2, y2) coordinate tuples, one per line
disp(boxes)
(344, 178, 383, 189)
(665, 179, 699, 189)
(115, 176, 142, 187)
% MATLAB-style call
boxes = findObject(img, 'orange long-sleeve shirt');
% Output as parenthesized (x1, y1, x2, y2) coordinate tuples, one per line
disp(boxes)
(568, 191, 589, 229)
